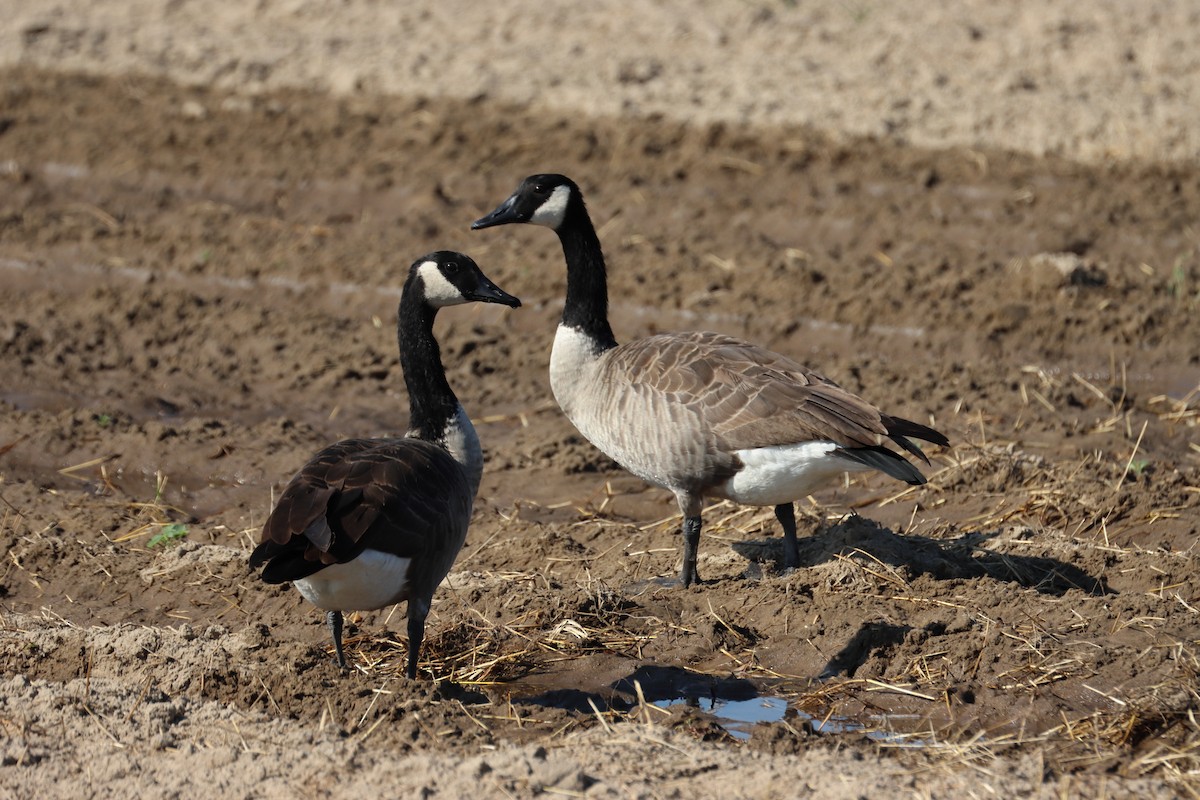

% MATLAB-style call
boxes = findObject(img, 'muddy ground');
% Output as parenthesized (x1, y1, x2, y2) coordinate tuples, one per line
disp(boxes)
(1, 40, 1199, 800)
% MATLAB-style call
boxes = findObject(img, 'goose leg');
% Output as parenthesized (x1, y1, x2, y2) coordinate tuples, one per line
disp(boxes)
(774, 503, 800, 569)
(327, 610, 348, 669)
(681, 516, 703, 587)
(406, 602, 429, 680)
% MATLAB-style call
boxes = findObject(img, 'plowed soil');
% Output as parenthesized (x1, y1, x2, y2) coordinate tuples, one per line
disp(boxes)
(2, 4, 1200, 798)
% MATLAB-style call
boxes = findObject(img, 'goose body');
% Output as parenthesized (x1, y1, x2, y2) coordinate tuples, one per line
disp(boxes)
(474, 175, 947, 587)
(250, 252, 520, 677)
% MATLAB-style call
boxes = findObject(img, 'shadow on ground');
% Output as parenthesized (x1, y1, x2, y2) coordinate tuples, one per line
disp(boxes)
(732, 515, 1112, 596)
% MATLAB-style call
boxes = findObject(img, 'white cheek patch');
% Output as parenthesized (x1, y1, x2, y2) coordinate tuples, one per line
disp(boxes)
(416, 261, 465, 307)
(529, 185, 571, 229)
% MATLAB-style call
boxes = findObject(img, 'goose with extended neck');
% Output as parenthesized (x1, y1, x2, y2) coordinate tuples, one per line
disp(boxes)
(473, 175, 947, 587)
(250, 251, 520, 676)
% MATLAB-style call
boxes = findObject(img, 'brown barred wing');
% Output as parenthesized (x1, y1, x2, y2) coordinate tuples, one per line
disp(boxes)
(250, 438, 472, 584)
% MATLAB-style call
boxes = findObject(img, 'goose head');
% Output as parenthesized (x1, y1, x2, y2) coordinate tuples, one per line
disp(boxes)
(472, 174, 579, 232)
(410, 251, 522, 309)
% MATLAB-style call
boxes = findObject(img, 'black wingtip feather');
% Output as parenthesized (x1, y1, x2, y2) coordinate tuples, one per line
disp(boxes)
(885, 415, 950, 461)
(890, 435, 930, 465)
(886, 416, 950, 447)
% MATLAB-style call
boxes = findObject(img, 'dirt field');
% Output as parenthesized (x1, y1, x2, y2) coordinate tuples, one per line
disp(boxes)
(2, 3, 1200, 798)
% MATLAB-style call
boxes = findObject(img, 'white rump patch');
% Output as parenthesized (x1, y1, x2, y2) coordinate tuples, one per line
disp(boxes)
(415, 260, 465, 307)
(720, 441, 868, 506)
(529, 184, 571, 229)
(294, 550, 412, 611)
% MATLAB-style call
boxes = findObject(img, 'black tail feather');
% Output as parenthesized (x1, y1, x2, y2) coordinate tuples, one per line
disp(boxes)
(250, 540, 325, 584)
(834, 445, 928, 485)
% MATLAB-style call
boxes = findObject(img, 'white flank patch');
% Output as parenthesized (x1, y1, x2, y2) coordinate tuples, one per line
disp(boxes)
(720, 441, 867, 506)
(415, 260, 465, 307)
(294, 550, 412, 611)
(529, 184, 571, 229)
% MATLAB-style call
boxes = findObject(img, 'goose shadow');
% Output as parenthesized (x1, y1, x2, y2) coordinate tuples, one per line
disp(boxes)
(514, 664, 761, 715)
(818, 621, 912, 679)
(611, 664, 760, 706)
(730, 514, 1113, 596)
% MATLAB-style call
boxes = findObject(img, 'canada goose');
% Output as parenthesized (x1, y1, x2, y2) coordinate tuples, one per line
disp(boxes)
(473, 174, 947, 587)
(249, 251, 520, 677)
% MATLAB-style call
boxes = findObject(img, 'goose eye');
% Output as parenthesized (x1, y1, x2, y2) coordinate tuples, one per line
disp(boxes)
(532, 184, 546, 194)
(444, 261, 461, 276)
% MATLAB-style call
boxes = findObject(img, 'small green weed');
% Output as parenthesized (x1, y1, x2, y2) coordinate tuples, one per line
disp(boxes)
(147, 523, 188, 548)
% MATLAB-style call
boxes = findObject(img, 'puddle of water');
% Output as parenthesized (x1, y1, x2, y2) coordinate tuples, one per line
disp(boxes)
(653, 695, 788, 740)
(511, 666, 941, 746)
(637, 665, 941, 745)
(649, 696, 932, 744)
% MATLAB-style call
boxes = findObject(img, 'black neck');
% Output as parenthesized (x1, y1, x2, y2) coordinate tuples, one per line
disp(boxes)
(558, 202, 618, 350)
(398, 290, 458, 441)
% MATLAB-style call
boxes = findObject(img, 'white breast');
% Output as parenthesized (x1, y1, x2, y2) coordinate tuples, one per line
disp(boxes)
(549, 324, 605, 417)
(294, 550, 413, 612)
(718, 441, 867, 506)
(549, 325, 706, 494)
(441, 404, 483, 496)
